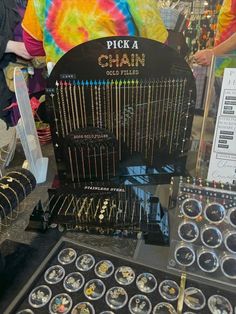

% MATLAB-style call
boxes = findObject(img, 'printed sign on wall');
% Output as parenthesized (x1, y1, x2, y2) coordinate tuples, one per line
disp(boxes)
(208, 68, 236, 184)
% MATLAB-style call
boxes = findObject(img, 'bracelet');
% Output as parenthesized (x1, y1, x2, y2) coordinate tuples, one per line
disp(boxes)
(77, 197, 88, 222)
(9, 171, 33, 192)
(4, 176, 26, 198)
(94, 198, 101, 219)
(85, 198, 94, 222)
(64, 195, 75, 216)
(99, 198, 109, 223)
(57, 195, 69, 215)
(109, 200, 116, 222)
(0, 191, 13, 218)
(0, 184, 18, 220)
(44, 194, 55, 210)
(0, 204, 8, 225)
(0, 183, 19, 206)
(50, 194, 63, 217)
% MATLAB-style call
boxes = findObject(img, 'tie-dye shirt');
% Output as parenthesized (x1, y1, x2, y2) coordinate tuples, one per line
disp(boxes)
(22, 0, 168, 63)
(214, 0, 236, 77)
(215, 0, 236, 47)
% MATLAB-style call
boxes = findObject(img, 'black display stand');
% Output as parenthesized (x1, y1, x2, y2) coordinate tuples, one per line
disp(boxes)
(46, 183, 169, 246)
(46, 36, 196, 185)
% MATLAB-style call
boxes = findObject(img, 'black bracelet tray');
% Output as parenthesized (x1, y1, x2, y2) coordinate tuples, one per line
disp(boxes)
(5, 237, 236, 314)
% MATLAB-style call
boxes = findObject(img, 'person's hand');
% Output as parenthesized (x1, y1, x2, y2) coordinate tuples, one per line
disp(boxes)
(5, 40, 32, 60)
(194, 49, 214, 66)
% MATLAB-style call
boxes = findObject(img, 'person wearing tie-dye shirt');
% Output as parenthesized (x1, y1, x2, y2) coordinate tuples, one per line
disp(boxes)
(194, 0, 236, 67)
(22, 0, 168, 64)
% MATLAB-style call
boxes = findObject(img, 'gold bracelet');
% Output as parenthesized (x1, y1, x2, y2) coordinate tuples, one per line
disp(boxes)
(0, 184, 19, 219)
(64, 195, 75, 216)
(50, 194, 63, 216)
(0, 191, 13, 219)
(0, 183, 19, 205)
(4, 176, 26, 198)
(9, 171, 33, 192)
(77, 197, 88, 222)
(57, 195, 69, 215)
(0, 204, 8, 226)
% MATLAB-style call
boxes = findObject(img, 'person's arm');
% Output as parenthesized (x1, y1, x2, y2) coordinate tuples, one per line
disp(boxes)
(194, 0, 236, 66)
(5, 40, 32, 59)
(213, 32, 236, 55)
(194, 32, 236, 66)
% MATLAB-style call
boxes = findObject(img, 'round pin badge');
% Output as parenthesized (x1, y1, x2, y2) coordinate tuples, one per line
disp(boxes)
(29, 285, 52, 308)
(228, 207, 236, 227)
(128, 294, 152, 314)
(208, 295, 233, 314)
(95, 260, 115, 278)
(84, 278, 106, 300)
(115, 266, 135, 285)
(178, 221, 199, 242)
(181, 198, 202, 219)
(71, 302, 95, 314)
(136, 272, 157, 293)
(220, 255, 236, 279)
(224, 231, 236, 254)
(184, 287, 206, 310)
(75, 254, 95, 271)
(153, 302, 177, 314)
(197, 249, 219, 273)
(58, 248, 77, 265)
(200, 225, 222, 248)
(174, 244, 195, 267)
(49, 293, 72, 314)
(159, 280, 180, 302)
(105, 286, 128, 310)
(63, 272, 85, 292)
(204, 203, 225, 224)
(44, 265, 65, 284)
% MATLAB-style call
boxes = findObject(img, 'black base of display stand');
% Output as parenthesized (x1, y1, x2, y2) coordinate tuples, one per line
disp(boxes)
(24, 178, 170, 246)
(143, 225, 169, 246)
(119, 164, 186, 186)
(56, 155, 189, 186)
(25, 201, 50, 233)
(44, 181, 170, 245)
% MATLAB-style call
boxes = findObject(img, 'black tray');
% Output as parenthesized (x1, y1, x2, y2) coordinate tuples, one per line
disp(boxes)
(6, 237, 236, 314)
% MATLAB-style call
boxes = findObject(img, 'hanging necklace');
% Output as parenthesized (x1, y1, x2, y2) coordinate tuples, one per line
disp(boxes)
(64, 81, 72, 132)
(73, 81, 80, 129)
(55, 81, 65, 137)
(90, 80, 95, 127)
(68, 81, 76, 130)
(50, 92, 59, 136)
